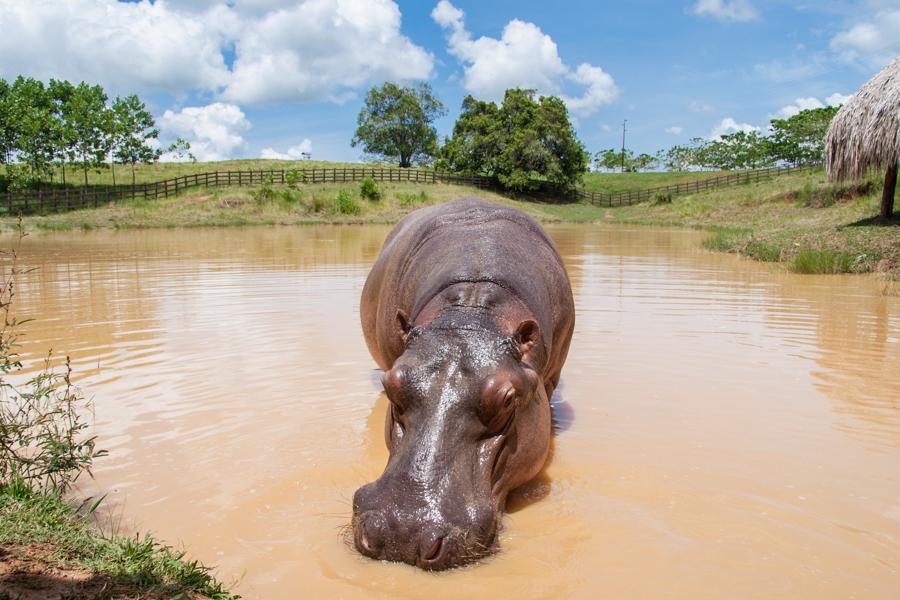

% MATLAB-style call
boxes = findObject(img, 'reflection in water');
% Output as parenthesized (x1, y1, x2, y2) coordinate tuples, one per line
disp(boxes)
(4, 224, 900, 599)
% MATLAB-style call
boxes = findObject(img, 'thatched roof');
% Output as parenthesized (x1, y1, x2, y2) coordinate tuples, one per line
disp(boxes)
(826, 56, 900, 181)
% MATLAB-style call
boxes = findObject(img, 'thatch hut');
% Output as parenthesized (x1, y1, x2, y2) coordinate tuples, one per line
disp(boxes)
(825, 56, 900, 219)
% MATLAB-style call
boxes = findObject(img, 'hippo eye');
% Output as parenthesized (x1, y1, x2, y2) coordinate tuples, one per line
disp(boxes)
(391, 404, 405, 437)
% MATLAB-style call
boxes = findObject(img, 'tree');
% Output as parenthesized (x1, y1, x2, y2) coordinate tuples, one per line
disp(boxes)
(63, 82, 110, 187)
(352, 82, 445, 168)
(703, 130, 774, 170)
(594, 148, 626, 171)
(8, 77, 58, 187)
(439, 96, 500, 175)
(0, 78, 16, 167)
(442, 89, 588, 191)
(47, 79, 76, 186)
(166, 137, 195, 163)
(769, 106, 839, 166)
(111, 95, 161, 186)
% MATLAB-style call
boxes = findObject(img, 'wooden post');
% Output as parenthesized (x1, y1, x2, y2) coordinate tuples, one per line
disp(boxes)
(881, 162, 898, 220)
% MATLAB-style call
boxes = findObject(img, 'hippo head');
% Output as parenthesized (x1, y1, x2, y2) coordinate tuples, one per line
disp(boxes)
(352, 311, 551, 570)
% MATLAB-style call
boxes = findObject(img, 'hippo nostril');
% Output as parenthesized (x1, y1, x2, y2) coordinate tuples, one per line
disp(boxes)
(358, 529, 372, 554)
(354, 515, 384, 559)
(421, 535, 444, 564)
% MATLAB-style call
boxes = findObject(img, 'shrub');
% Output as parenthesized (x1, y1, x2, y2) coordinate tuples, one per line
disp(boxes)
(398, 190, 429, 207)
(250, 173, 275, 205)
(359, 177, 382, 201)
(652, 191, 672, 205)
(285, 169, 306, 188)
(333, 190, 361, 215)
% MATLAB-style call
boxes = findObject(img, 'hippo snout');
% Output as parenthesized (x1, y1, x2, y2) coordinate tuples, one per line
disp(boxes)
(352, 482, 498, 570)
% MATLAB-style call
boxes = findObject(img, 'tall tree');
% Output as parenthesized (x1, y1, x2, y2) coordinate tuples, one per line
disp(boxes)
(439, 95, 500, 175)
(47, 79, 76, 186)
(0, 78, 16, 167)
(111, 95, 161, 186)
(769, 106, 839, 166)
(9, 77, 58, 187)
(63, 82, 110, 187)
(443, 89, 587, 190)
(352, 82, 446, 168)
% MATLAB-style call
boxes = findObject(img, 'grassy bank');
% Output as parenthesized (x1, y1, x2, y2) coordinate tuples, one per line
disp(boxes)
(596, 167, 899, 275)
(2, 162, 897, 276)
(0, 482, 238, 599)
(0, 178, 607, 230)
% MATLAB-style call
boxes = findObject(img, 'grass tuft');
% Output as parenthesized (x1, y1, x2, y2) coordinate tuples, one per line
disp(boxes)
(790, 249, 855, 274)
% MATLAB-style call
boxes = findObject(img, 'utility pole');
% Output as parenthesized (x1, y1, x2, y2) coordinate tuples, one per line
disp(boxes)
(620, 119, 627, 173)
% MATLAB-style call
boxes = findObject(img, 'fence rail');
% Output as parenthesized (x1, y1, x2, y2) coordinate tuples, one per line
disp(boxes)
(578, 163, 821, 207)
(1, 164, 820, 216)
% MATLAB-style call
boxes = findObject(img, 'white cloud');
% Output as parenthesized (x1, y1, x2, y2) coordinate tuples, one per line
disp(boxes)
(831, 9, 900, 66)
(223, 0, 433, 104)
(431, 0, 618, 116)
(562, 64, 619, 116)
(0, 0, 433, 105)
(692, 0, 759, 23)
(709, 117, 760, 138)
(826, 92, 851, 106)
(774, 93, 849, 118)
(689, 101, 715, 113)
(159, 103, 250, 162)
(665, 126, 684, 135)
(0, 0, 230, 95)
(260, 139, 314, 160)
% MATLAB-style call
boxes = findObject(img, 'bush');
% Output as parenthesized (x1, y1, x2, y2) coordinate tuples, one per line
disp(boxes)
(652, 191, 673, 205)
(285, 169, 306, 188)
(250, 173, 275, 205)
(398, 190, 429, 207)
(359, 177, 382, 201)
(333, 190, 361, 215)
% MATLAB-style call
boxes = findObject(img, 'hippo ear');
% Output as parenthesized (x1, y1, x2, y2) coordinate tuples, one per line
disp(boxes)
(396, 309, 412, 343)
(514, 319, 540, 364)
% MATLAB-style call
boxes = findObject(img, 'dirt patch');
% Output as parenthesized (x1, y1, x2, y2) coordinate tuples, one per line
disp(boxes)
(218, 196, 249, 209)
(0, 545, 205, 600)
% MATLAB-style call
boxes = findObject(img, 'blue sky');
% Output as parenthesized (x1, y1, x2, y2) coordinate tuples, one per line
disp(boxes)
(1, 0, 897, 162)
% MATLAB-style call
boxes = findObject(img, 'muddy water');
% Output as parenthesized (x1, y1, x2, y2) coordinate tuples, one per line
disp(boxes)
(7, 225, 900, 599)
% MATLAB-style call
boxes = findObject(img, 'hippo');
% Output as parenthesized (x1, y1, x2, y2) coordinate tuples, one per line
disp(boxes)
(353, 198, 575, 570)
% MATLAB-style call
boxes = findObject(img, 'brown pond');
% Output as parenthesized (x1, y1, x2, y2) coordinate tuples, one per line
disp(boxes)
(7, 225, 900, 598)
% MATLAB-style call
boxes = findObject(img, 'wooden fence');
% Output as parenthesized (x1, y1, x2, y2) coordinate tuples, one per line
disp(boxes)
(578, 163, 821, 207)
(1, 164, 820, 216)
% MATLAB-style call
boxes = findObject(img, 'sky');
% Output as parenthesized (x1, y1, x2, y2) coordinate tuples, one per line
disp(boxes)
(1, 0, 897, 162)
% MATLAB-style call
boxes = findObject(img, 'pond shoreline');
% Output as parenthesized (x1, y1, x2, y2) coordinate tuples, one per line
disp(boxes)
(2, 168, 898, 277)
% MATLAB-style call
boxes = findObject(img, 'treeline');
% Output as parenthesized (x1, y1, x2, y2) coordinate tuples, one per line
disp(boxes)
(353, 82, 838, 191)
(0, 77, 170, 191)
(597, 107, 839, 172)
(353, 84, 587, 191)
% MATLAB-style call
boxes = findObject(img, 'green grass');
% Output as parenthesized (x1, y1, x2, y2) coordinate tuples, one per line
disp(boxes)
(582, 170, 724, 194)
(0, 480, 238, 598)
(790, 249, 856, 274)
(3, 158, 381, 189)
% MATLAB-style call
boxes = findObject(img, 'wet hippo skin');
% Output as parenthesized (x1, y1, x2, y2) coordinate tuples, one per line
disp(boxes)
(355, 198, 575, 570)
